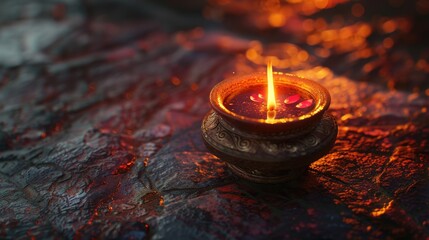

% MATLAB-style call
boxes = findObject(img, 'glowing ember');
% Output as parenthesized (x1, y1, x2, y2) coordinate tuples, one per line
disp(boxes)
(296, 99, 314, 108)
(371, 200, 393, 217)
(284, 94, 301, 104)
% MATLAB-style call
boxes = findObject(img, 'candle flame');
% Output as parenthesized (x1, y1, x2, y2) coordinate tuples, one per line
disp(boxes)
(267, 59, 276, 121)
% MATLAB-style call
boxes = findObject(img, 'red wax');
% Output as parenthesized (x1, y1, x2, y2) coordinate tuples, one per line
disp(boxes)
(225, 85, 314, 119)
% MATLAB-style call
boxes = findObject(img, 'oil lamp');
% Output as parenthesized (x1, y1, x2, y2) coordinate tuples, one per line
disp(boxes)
(201, 61, 338, 183)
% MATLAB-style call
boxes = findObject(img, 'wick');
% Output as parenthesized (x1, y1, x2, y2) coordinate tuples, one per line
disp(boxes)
(267, 109, 276, 122)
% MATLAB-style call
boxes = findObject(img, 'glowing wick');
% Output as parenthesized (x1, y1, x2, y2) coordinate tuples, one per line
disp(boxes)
(267, 59, 276, 121)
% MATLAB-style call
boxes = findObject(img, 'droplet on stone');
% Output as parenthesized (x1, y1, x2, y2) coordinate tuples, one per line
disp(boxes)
(296, 99, 314, 108)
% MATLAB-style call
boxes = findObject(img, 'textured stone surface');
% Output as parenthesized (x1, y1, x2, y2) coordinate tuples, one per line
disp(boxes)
(0, 0, 428, 239)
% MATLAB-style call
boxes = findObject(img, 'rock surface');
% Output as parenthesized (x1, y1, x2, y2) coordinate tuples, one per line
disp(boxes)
(0, 0, 428, 239)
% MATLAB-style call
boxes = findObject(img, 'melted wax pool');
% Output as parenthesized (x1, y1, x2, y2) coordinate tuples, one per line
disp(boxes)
(225, 85, 314, 119)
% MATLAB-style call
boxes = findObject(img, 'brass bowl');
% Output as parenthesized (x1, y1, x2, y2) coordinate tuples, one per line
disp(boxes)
(201, 73, 338, 183)
(210, 72, 331, 138)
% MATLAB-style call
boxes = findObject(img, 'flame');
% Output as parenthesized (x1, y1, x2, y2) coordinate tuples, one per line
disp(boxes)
(267, 59, 277, 121)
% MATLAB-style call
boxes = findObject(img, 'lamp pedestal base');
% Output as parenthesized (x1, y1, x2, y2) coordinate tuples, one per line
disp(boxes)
(201, 111, 338, 183)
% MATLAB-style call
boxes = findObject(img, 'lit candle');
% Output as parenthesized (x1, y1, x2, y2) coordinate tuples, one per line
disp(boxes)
(224, 61, 315, 123)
